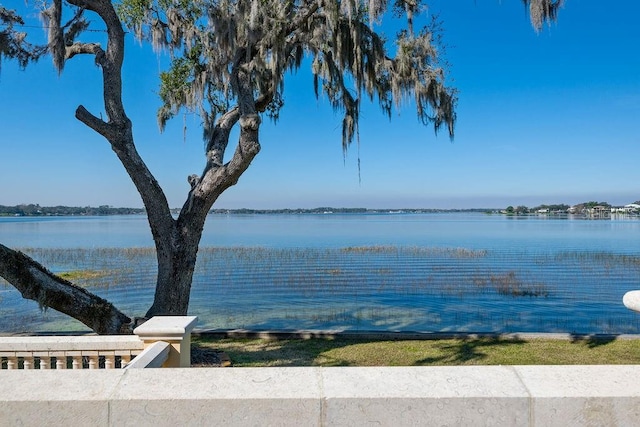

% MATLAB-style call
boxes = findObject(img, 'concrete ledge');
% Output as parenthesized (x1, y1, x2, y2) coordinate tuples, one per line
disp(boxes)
(1, 366, 639, 426)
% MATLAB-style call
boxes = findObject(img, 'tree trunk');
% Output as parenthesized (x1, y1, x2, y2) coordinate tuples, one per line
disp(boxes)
(141, 67, 265, 317)
(145, 222, 202, 317)
(0, 244, 132, 334)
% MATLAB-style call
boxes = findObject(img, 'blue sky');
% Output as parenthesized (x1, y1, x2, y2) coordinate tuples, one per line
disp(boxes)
(1, 1, 639, 209)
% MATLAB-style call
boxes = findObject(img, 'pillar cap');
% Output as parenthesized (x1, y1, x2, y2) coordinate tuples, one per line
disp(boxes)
(133, 316, 198, 340)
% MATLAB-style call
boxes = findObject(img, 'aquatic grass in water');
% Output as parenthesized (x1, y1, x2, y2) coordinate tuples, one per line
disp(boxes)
(341, 246, 488, 258)
(1, 246, 640, 333)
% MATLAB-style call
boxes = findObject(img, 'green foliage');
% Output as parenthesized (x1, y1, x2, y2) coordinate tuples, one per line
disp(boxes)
(58, 270, 110, 282)
(0, 204, 144, 216)
(112, 1, 562, 155)
(116, 0, 458, 152)
(157, 57, 196, 130)
(115, 0, 153, 31)
(581, 201, 611, 208)
(532, 204, 570, 212)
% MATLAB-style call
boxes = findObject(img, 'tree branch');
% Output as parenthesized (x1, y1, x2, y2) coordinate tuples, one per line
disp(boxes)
(75, 105, 112, 138)
(65, 42, 103, 61)
(0, 244, 132, 334)
(66, 0, 175, 250)
(204, 107, 240, 167)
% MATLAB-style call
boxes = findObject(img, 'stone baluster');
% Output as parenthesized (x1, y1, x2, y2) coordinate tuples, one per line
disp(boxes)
(118, 355, 127, 368)
(67, 351, 81, 369)
(118, 353, 133, 368)
(6, 356, 17, 370)
(39, 355, 50, 369)
(72, 356, 82, 369)
(87, 352, 99, 369)
(104, 352, 115, 369)
(55, 355, 67, 369)
(16, 351, 33, 369)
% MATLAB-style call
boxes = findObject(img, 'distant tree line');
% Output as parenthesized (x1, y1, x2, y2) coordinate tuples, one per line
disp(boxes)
(0, 204, 145, 216)
(210, 207, 369, 215)
(2, 204, 499, 217)
(209, 207, 497, 214)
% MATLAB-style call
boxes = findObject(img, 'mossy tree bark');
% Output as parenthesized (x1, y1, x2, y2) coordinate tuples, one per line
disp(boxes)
(0, 244, 132, 334)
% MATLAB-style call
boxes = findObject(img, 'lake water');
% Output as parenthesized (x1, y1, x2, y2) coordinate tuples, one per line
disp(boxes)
(1, 212, 640, 334)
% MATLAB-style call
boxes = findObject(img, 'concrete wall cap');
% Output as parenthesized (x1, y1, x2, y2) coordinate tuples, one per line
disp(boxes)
(2, 366, 640, 426)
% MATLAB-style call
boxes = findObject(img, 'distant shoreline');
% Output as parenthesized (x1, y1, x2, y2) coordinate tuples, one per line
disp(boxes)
(0, 204, 498, 217)
(2, 202, 639, 217)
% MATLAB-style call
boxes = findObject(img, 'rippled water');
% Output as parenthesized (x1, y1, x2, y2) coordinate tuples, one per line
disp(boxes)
(1, 213, 640, 334)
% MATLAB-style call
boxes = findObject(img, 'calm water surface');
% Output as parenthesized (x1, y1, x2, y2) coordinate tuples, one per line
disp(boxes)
(1, 213, 639, 334)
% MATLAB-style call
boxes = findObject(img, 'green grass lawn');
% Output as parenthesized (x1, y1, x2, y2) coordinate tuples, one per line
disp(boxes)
(191, 335, 640, 367)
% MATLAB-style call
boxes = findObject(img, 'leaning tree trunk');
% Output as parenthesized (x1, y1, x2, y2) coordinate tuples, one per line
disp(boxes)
(0, 244, 132, 334)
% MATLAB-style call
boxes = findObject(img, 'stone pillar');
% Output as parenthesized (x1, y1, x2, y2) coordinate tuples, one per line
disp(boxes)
(133, 316, 198, 368)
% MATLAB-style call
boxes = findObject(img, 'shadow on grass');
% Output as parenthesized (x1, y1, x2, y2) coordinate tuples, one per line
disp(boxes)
(569, 334, 618, 348)
(191, 335, 528, 367)
(191, 344, 233, 367)
(192, 336, 355, 367)
(415, 337, 526, 365)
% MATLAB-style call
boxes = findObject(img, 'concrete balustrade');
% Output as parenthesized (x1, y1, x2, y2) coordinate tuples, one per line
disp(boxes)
(0, 335, 143, 369)
(1, 365, 639, 426)
(0, 316, 197, 369)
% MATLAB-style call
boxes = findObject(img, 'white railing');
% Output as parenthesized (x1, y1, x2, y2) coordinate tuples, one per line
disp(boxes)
(0, 335, 142, 369)
(0, 316, 197, 370)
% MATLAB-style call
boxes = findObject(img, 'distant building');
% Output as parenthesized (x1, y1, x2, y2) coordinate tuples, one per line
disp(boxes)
(587, 206, 609, 217)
